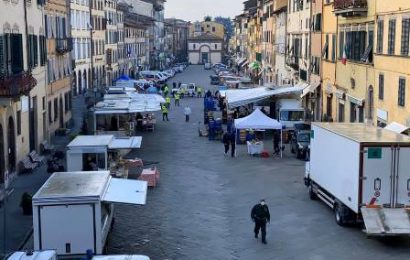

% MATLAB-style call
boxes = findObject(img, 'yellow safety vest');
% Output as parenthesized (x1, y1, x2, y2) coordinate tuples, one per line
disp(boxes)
(175, 94, 180, 100)
(161, 105, 168, 113)
(166, 97, 171, 103)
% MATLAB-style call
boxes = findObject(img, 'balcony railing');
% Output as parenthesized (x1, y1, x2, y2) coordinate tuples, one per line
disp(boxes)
(334, 0, 367, 17)
(56, 38, 73, 54)
(0, 72, 37, 98)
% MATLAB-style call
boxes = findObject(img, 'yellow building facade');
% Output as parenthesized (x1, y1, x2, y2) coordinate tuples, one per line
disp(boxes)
(189, 21, 225, 39)
(374, 0, 410, 127)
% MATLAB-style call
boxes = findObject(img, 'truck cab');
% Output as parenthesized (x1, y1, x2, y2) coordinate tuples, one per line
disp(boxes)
(276, 99, 305, 130)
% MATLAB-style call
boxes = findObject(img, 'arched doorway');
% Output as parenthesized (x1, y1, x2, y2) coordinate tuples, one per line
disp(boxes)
(7, 117, 15, 173)
(72, 71, 77, 96)
(78, 70, 82, 95)
(199, 45, 210, 64)
(0, 124, 5, 183)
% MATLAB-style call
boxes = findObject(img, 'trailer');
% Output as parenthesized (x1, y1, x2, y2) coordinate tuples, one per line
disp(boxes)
(305, 123, 410, 236)
(32, 171, 147, 256)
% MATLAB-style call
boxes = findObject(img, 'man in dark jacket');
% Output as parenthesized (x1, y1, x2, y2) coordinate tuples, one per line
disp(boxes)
(251, 199, 270, 244)
(229, 131, 236, 157)
(222, 132, 230, 156)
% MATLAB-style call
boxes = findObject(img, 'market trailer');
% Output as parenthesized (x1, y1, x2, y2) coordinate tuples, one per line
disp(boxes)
(305, 123, 410, 236)
(32, 171, 147, 256)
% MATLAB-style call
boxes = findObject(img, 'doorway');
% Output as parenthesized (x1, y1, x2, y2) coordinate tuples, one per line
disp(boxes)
(7, 117, 16, 173)
(59, 97, 64, 128)
(201, 52, 209, 64)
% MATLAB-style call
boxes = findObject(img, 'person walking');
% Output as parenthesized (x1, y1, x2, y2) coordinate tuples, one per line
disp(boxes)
(184, 105, 192, 122)
(197, 86, 202, 98)
(222, 132, 230, 156)
(164, 85, 169, 97)
(251, 199, 270, 244)
(174, 92, 180, 106)
(165, 96, 171, 109)
(229, 131, 236, 157)
(161, 104, 169, 121)
(273, 130, 280, 155)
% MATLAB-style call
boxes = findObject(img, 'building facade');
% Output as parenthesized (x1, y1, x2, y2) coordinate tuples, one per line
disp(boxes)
(273, 0, 289, 86)
(188, 33, 223, 64)
(165, 18, 189, 63)
(71, 0, 91, 95)
(0, 0, 47, 184)
(45, 0, 73, 136)
(90, 0, 106, 89)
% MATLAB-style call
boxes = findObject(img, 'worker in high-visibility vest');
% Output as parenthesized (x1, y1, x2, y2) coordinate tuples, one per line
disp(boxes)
(161, 104, 169, 121)
(197, 86, 202, 98)
(163, 85, 169, 97)
(174, 93, 180, 107)
(165, 96, 171, 109)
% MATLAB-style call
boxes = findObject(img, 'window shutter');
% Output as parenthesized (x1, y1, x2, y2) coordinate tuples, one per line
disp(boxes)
(34, 35, 38, 67)
(0, 35, 6, 76)
(11, 34, 23, 74)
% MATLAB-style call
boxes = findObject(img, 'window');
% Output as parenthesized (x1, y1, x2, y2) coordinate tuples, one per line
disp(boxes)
(379, 74, 384, 100)
(212, 27, 215, 32)
(338, 103, 345, 122)
(314, 13, 321, 32)
(193, 44, 196, 50)
(377, 20, 384, 53)
(48, 101, 52, 123)
(350, 102, 357, 122)
(311, 56, 320, 75)
(345, 30, 367, 62)
(214, 44, 217, 49)
(368, 86, 374, 120)
(338, 31, 344, 58)
(322, 35, 329, 59)
(331, 34, 336, 61)
(398, 77, 406, 107)
(54, 99, 58, 121)
(401, 18, 410, 56)
(388, 19, 396, 55)
(17, 111, 21, 135)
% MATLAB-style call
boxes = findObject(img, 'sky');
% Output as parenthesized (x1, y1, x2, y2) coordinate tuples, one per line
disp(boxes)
(164, 0, 243, 22)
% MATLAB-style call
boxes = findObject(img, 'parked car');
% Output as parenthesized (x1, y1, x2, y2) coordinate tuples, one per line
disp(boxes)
(210, 75, 220, 85)
(204, 63, 212, 70)
(290, 130, 311, 160)
(139, 71, 167, 84)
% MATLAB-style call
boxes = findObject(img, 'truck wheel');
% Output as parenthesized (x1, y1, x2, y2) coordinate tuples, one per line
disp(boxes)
(334, 204, 345, 226)
(308, 185, 317, 200)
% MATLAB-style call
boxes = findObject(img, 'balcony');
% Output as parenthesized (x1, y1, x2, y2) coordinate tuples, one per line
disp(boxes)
(286, 56, 299, 71)
(56, 38, 73, 54)
(334, 0, 367, 17)
(0, 72, 37, 98)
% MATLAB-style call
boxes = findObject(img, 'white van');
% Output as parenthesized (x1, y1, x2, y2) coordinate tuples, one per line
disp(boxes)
(139, 71, 166, 83)
(6, 251, 150, 260)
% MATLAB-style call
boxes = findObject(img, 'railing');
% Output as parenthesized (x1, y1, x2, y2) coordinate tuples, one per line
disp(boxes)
(56, 38, 73, 54)
(0, 72, 37, 98)
(334, 0, 367, 16)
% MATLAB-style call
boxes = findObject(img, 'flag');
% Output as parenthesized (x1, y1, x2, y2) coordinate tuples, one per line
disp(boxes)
(342, 45, 347, 65)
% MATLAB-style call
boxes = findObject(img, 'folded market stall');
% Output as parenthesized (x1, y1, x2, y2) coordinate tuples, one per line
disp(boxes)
(234, 108, 283, 157)
(33, 171, 147, 256)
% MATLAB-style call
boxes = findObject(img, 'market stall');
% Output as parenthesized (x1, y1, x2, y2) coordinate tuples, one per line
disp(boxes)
(93, 93, 164, 135)
(234, 108, 283, 157)
(66, 135, 142, 178)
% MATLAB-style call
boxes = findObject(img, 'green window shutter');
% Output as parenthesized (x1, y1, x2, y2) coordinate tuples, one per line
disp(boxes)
(0, 35, 5, 76)
(34, 35, 38, 67)
(11, 34, 23, 74)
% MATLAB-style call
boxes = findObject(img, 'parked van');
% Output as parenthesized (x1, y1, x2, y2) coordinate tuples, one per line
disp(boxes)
(139, 71, 166, 84)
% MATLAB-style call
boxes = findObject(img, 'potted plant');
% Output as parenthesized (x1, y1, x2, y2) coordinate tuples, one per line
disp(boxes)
(20, 192, 33, 215)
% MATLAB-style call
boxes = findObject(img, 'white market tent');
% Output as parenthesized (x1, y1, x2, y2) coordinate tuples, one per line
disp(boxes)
(234, 108, 283, 158)
(384, 122, 410, 134)
(226, 85, 306, 108)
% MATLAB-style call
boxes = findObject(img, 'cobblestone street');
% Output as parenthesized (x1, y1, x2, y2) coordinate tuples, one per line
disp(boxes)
(106, 66, 410, 260)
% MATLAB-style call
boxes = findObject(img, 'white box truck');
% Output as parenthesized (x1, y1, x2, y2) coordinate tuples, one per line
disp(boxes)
(305, 123, 410, 236)
(276, 99, 305, 130)
(32, 171, 147, 256)
(6, 250, 150, 260)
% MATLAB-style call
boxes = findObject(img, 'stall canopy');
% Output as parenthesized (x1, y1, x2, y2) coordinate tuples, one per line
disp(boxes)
(235, 108, 282, 130)
(94, 93, 165, 115)
(226, 85, 305, 108)
(384, 122, 410, 134)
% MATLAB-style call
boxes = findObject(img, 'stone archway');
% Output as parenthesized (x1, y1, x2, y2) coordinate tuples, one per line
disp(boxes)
(77, 70, 82, 95)
(198, 44, 211, 64)
(7, 117, 15, 173)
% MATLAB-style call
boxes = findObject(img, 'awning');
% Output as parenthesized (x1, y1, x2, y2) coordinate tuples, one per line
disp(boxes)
(102, 177, 147, 205)
(226, 85, 305, 108)
(108, 136, 142, 149)
(346, 94, 364, 106)
(300, 81, 321, 98)
(384, 122, 410, 134)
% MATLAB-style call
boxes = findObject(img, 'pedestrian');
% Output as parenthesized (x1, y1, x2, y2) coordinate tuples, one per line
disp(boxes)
(174, 92, 180, 106)
(197, 86, 202, 98)
(164, 85, 169, 97)
(251, 199, 270, 244)
(165, 96, 171, 109)
(161, 104, 169, 121)
(273, 130, 280, 155)
(222, 132, 230, 156)
(229, 131, 236, 157)
(184, 105, 192, 122)
(173, 82, 177, 89)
